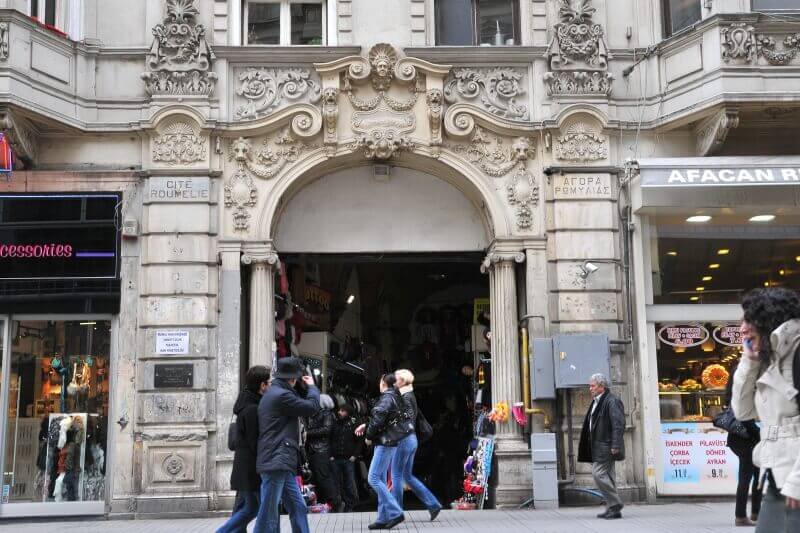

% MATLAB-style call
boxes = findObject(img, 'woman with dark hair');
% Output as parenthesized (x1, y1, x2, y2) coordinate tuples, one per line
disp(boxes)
(724, 362, 761, 526)
(217, 365, 270, 533)
(732, 287, 800, 532)
(355, 373, 407, 530)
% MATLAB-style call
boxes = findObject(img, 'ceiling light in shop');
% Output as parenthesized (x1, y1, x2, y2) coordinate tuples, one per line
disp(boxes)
(667, 251, 678, 256)
(709, 264, 720, 269)
(780, 269, 786, 276)
(796, 256, 800, 263)
(764, 281, 771, 287)
(686, 215, 711, 223)
(702, 276, 712, 281)
(701, 338, 715, 352)
(696, 287, 705, 291)
(346, 294, 355, 304)
(690, 296, 699, 301)
(79, 321, 96, 326)
(749, 214, 775, 222)
(717, 249, 730, 255)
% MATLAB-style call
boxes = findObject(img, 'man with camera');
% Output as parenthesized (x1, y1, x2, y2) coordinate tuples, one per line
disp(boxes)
(254, 358, 320, 533)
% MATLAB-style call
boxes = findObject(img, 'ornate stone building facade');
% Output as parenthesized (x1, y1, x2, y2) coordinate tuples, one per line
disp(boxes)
(0, 0, 799, 518)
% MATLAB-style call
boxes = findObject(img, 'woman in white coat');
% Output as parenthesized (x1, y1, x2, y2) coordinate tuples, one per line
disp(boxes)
(732, 287, 800, 532)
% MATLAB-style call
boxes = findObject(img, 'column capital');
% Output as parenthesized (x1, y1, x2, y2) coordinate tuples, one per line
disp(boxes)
(241, 251, 279, 267)
(481, 249, 525, 273)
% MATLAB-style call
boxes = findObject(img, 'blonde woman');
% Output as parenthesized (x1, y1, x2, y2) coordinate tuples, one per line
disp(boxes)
(392, 369, 442, 521)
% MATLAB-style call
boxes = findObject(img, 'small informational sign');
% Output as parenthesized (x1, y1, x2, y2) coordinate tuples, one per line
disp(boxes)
(2, 484, 9, 503)
(148, 177, 210, 202)
(713, 325, 742, 347)
(155, 330, 189, 355)
(154, 363, 194, 389)
(658, 422, 738, 495)
(658, 324, 710, 347)
(552, 174, 613, 200)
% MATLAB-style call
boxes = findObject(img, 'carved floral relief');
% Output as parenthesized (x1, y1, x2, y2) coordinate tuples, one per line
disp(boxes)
(553, 122, 607, 162)
(444, 68, 529, 120)
(234, 67, 322, 120)
(152, 122, 207, 165)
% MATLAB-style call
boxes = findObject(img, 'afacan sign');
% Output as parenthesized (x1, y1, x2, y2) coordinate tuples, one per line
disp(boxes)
(640, 163, 800, 187)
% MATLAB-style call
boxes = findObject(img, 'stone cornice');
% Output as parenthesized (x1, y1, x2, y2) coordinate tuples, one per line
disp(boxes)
(404, 46, 546, 63)
(217, 46, 362, 63)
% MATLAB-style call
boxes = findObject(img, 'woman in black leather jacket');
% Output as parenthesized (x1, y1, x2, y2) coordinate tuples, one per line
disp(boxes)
(355, 373, 408, 530)
(305, 394, 343, 512)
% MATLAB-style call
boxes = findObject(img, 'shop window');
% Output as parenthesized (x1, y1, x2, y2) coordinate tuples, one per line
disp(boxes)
(649, 215, 800, 305)
(245, 0, 326, 45)
(662, 0, 702, 38)
(2, 320, 110, 503)
(753, 0, 800, 11)
(435, 0, 519, 46)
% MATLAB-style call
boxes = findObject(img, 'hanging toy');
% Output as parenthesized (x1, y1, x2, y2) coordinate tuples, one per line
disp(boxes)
(512, 402, 527, 427)
(488, 401, 509, 423)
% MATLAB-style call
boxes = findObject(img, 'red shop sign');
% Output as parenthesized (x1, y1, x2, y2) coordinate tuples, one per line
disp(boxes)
(658, 324, 710, 348)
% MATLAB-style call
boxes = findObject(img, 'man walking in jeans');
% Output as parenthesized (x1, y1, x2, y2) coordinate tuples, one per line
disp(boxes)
(330, 403, 363, 512)
(578, 373, 625, 520)
(254, 358, 320, 533)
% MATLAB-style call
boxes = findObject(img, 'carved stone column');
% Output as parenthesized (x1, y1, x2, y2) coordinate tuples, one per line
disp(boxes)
(481, 246, 531, 507)
(242, 251, 279, 369)
(482, 250, 525, 441)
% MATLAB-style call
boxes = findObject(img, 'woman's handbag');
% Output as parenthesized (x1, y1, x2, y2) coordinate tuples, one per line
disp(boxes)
(712, 408, 751, 439)
(416, 410, 433, 444)
(227, 415, 239, 451)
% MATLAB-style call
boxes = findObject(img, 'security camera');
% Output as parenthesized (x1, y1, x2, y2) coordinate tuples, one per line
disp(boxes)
(580, 261, 600, 278)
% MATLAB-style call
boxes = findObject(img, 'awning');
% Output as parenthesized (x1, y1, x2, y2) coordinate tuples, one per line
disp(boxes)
(632, 156, 800, 213)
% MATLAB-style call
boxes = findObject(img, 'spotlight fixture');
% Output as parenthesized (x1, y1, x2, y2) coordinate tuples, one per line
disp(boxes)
(749, 214, 775, 222)
(686, 215, 711, 223)
(346, 294, 355, 304)
(717, 249, 730, 255)
(579, 261, 600, 278)
(667, 251, 678, 256)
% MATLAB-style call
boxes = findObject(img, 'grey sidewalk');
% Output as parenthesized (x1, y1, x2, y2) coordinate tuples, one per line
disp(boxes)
(0, 503, 745, 532)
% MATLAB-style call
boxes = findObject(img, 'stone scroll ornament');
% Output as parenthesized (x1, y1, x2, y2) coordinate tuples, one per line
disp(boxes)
(444, 68, 529, 120)
(141, 0, 217, 96)
(545, 0, 613, 96)
(235, 68, 322, 120)
(720, 23, 800, 66)
(446, 128, 538, 230)
(553, 122, 607, 162)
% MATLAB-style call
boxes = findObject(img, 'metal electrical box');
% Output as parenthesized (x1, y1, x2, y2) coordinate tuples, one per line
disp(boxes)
(531, 338, 556, 400)
(531, 433, 559, 509)
(553, 333, 611, 388)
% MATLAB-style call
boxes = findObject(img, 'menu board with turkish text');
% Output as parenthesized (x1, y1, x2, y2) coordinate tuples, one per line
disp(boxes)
(658, 422, 738, 495)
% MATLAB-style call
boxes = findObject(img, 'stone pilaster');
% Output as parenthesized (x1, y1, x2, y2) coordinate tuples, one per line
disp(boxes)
(481, 245, 530, 507)
(242, 249, 279, 370)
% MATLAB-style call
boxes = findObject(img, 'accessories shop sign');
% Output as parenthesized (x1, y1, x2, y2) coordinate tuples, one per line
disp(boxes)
(0, 194, 120, 280)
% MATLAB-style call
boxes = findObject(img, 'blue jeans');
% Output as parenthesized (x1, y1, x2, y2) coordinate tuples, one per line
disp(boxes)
(367, 445, 403, 523)
(333, 458, 359, 510)
(217, 491, 259, 533)
(253, 471, 310, 533)
(391, 434, 441, 511)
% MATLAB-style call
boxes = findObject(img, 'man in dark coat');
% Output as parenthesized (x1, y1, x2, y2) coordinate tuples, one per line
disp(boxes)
(253, 358, 320, 533)
(305, 394, 343, 512)
(217, 366, 270, 533)
(578, 373, 625, 520)
(330, 403, 363, 512)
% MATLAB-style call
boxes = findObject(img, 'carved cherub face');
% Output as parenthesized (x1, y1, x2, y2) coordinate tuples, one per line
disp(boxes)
(374, 58, 391, 79)
(322, 87, 338, 103)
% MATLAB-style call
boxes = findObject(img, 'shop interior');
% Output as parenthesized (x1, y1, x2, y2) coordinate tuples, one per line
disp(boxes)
(2, 320, 109, 504)
(255, 253, 492, 508)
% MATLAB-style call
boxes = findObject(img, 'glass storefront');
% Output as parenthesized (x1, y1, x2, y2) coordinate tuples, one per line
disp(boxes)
(2, 320, 110, 506)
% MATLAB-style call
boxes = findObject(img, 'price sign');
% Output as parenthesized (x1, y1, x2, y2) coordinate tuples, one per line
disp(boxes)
(658, 422, 738, 495)
(658, 324, 710, 348)
(713, 325, 742, 347)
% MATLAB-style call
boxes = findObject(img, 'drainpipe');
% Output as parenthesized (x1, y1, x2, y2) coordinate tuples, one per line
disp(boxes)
(518, 315, 551, 431)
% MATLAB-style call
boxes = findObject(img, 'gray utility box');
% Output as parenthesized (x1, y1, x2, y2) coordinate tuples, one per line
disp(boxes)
(531, 433, 559, 509)
(554, 333, 611, 389)
(531, 337, 556, 400)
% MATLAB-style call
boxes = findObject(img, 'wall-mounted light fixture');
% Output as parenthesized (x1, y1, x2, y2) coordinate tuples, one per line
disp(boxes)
(579, 259, 620, 279)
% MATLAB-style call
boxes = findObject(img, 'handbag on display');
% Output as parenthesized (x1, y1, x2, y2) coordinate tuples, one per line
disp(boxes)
(712, 408, 750, 439)
(227, 415, 240, 451)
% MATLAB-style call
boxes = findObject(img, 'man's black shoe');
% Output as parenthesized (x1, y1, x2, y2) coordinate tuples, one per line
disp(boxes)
(429, 506, 442, 521)
(597, 509, 610, 518)
(604, 511, 622, 519)
(368, 522, 387, 530)
(384, 515, 405, 529)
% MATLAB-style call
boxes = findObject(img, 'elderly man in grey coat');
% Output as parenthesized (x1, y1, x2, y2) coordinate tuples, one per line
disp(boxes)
(578, 373, 626, 520)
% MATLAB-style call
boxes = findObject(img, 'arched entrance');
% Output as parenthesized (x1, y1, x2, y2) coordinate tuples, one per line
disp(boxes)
(239, 152, 529, 507)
